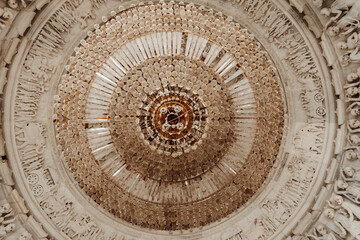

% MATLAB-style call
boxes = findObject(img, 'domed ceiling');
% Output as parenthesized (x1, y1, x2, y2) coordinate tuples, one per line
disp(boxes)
(0, 0, 359, 239)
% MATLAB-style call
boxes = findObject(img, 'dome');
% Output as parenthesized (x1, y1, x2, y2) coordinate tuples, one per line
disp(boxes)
(0, 0, 359, 239)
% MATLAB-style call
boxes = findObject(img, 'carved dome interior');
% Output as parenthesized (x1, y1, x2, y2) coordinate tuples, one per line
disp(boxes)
(0, 0, 359, 239)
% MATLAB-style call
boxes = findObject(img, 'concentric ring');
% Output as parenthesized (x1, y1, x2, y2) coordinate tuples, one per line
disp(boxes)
(55, 2, 284, 230)
(137, 84, 208, 156)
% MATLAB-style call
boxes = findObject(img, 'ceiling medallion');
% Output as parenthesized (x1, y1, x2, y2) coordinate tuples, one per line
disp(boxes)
(137, 83, 208, 157)
(55, 1, 284, 231)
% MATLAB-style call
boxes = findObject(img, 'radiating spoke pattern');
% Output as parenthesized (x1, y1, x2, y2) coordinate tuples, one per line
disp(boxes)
(55, 2, 284, 231)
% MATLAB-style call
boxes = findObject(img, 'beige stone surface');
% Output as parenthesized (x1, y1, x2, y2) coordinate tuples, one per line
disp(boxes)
(0, 0, 358, 239)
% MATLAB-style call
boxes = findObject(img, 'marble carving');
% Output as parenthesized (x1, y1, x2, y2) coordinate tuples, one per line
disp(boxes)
(0, 0, 358, 239)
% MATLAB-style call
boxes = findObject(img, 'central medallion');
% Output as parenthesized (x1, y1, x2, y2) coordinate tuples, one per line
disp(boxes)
(138, 85, 207, 157)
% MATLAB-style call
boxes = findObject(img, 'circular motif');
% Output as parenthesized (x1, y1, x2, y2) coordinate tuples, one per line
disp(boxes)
(32, 185, 44, 196)
(55, 2, 285, 231)
(137, 84, 207, 156)
(314, 92, 324, 102)
(26, 173, 39, 185)
(316, 106, 326, 116)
